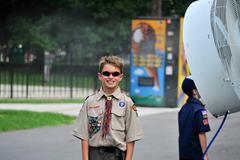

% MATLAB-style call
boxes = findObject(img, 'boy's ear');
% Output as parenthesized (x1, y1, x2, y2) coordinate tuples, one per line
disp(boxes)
(120, 73, 124, 78)
(98, 72, 102, 80)
(119, 73, 124, 81)
(192, 89, 198, 96)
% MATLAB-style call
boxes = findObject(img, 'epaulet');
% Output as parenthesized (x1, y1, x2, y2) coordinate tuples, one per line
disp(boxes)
(85, 89, 99, 101)
(193, 104, 204, 113)
(121, 89, 126, 93)
(121, 89, 131, 96)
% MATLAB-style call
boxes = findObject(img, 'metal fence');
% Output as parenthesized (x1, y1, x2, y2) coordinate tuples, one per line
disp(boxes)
(0, 63, 130, 99)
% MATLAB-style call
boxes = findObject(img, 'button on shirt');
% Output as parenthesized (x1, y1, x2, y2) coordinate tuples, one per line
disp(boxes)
(73, 87, 144, 151)
(178, 97, 211, 159)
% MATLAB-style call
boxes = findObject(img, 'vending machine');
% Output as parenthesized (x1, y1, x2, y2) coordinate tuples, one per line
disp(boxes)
(130, 17, 189, 107)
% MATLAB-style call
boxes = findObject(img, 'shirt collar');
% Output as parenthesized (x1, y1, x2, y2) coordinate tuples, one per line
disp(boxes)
(187, 97, 205, 106)
(96, 87, 121, 100)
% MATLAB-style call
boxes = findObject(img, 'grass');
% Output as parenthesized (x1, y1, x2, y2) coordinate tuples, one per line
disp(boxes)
(0, 98, 84, 104)
(0, 110, 76, 132)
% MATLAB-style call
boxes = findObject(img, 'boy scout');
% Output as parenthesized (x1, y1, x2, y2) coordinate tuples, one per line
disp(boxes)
(73, 55, 144, 160)
(178, 77, 211, 160)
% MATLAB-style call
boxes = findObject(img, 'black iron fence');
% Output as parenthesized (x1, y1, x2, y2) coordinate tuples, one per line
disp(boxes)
(0, 63, 130, 99)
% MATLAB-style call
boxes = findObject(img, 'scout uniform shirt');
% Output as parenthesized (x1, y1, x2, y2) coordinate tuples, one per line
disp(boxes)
(72, 87, 144, 151)
(178, 97, 210, 159)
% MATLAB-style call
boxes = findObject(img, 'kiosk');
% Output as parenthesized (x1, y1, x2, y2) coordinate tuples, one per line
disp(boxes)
(130, 17, 189, 107)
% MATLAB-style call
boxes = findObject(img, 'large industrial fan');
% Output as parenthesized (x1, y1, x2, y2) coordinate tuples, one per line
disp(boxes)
(183, 0, 240, 117)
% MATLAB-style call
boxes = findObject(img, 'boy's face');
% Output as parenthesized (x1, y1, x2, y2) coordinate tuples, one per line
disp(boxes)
(192, 89, 201, 99)
(98, 64, 123, 93)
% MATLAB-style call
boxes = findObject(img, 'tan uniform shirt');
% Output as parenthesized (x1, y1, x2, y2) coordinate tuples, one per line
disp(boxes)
(73, 87, 144, 151)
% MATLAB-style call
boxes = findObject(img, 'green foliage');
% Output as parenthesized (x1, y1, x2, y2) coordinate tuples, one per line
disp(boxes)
(8, 16, 58, 52)
(3, 0, 153, 64)
(76, 0, 152, 18)
(0, 110, 75, 132)
(2, 0, 193, 64)
(163, 0, 195, 16)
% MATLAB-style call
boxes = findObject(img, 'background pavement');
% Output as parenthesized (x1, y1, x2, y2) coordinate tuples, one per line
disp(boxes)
(0, 104, 240, 160)
(0, 103, 180, 116)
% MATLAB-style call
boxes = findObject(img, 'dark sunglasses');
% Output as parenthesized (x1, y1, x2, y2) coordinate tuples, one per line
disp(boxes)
(102, 71, 121, 77)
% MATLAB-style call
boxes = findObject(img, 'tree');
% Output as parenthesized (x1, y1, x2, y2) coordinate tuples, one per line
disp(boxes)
(152, 0, 162, 16)
(162, 0, 195, 16)
(0, 0, 193, 65)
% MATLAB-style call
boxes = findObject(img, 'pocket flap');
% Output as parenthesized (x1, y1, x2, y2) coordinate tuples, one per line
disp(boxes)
(88, 107, 103, 117)
(111, 106, 126, 116)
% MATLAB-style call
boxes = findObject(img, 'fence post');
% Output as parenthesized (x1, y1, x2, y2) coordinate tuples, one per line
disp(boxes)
(26, 68, 29, 98)
(68, 44, 73, 99)
(70, 69, 73, 99)
(10, 65, 13, 98)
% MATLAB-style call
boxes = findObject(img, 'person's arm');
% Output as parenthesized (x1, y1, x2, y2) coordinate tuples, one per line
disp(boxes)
(81, 139, 89, 160)
(199, 133, 209, 160)
(125, 142, 135, 160)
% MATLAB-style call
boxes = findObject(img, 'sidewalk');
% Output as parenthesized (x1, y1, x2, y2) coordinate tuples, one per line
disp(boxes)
(1, 105, 240, 160)
(0, 103, 179, 116)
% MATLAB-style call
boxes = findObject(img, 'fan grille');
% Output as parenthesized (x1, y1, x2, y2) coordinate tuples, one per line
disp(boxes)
(211, 0, 232, 76)
(211, 0, 240, 79)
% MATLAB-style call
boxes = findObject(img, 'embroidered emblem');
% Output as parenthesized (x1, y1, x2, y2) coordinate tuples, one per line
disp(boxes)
(119, 101, 126, 107)
(203, 119, 209, 125)
(88, 115, 102, 138)
(89, 105, 100, 109)
(201, 110, 208, 119)
(132, 105, 137, 111)
(131, 105, 139, 117)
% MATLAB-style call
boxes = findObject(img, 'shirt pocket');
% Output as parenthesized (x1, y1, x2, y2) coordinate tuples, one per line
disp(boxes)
(88, 107, 103, 117)
(111, 108, 125, 131)
(87, 108, 103, 138)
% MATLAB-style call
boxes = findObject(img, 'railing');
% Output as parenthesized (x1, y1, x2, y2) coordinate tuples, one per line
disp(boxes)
(0, 63, 130, 99)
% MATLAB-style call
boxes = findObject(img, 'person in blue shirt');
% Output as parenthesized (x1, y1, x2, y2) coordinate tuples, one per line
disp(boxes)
(178, 77, 211, 160)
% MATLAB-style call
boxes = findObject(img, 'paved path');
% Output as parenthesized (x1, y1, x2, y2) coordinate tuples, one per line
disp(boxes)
(0, 103, 179, 117)
(1, 104, 240, 160)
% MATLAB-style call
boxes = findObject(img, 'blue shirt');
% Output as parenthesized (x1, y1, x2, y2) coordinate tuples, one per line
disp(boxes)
(178, 97, 210, 160)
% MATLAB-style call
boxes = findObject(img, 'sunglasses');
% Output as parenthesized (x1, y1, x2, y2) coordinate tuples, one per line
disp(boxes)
(102, 71, 121, 77)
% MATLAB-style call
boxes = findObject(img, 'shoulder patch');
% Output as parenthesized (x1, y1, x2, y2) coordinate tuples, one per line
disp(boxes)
(132, 105, 137, 111)
(201, 110, 209, 125)
(131, 105, 139, 117)
(203, 119, 209, 125)
(201, 110, 208, 119)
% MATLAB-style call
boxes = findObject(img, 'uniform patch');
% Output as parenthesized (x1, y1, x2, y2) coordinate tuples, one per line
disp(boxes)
(132, 105, 137, 111)
(201, 110, 208, 119)
(89, 105, 100, 109)
(88, 116, 102, 138)
(119, 101, 126, 107)
(203, 119, 209, 125)
(131, 105, 139, 117)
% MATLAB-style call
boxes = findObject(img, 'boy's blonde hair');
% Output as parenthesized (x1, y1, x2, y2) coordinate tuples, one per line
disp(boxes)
(99, 55, 124, 73)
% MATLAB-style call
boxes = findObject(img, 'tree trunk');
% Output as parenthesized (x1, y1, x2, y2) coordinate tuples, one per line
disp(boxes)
(152, 0, 162, 17)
